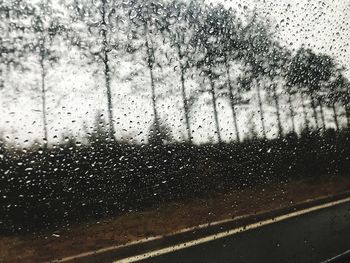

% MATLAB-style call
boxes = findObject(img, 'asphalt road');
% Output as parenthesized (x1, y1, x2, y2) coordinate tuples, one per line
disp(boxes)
(131, 200, 350, 263)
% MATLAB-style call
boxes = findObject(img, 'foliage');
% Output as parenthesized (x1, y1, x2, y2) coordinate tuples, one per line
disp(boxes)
(1, 129, 350, 233)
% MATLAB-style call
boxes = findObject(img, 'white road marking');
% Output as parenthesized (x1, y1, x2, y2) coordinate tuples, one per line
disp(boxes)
(47, 236, 163, 263)
(116, 197, 350, 263)
(321, 249, 350, 263)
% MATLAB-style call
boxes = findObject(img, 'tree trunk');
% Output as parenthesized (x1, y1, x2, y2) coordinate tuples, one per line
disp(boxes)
(310, 92, 319, 130)
(332, 103, 339, 130)
(40, 54, 48, 149)
(272, 84, 283, 137)
(345, 104, 350, 128)
(287, 92, 296, 134)
(145, 39, 160, 133)
(300, 92, 309, 130)
(224, 55, 240, 142)
(101, 0, 115, 140)
(102, 57, 114, 139)
(319, 99, 326, 132)
(209, 73, 222, 143)
(176, 45, 192, 143)
(256, 83, 266, 138)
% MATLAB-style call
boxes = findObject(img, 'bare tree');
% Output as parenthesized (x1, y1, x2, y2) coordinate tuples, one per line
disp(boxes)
(285, 77, 298, 133)
(240, 15, 286, 138)
(326, 72, 350, 130)
(69, 0, 124, 140)
(207, 5, 245, 142)
(124, 0, 165, 137)
(28, 0, 67, 148)
(189, 4, 232, 143)
(160, 0, 200, 143)
(287, 48, 335, 132)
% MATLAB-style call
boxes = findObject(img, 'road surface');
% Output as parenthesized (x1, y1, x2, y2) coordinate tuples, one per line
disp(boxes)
(120, 199, 350, 263)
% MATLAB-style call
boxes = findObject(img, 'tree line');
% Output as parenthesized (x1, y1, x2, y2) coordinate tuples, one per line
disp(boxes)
(0, 0, 349, 147)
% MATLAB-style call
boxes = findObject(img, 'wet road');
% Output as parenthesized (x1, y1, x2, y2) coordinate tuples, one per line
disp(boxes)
(133, 200, 350, 263)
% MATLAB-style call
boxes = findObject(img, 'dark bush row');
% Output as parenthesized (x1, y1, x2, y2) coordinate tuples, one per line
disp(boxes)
(1, 128, 350, 233)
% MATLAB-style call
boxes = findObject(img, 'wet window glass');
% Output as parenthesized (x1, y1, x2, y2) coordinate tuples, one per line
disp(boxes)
(1, 0, 350, 262)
